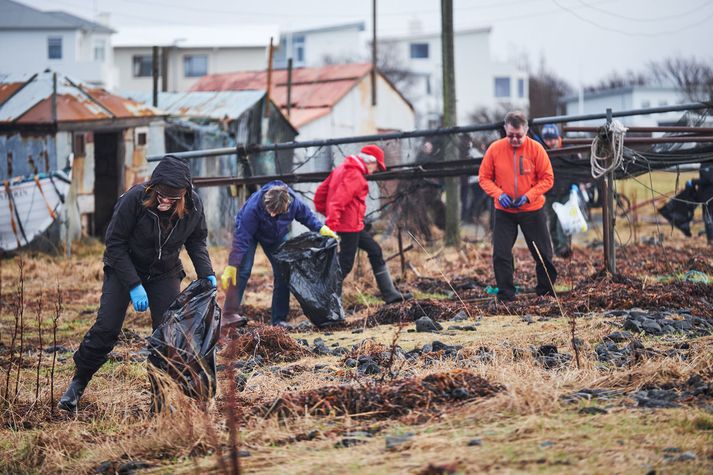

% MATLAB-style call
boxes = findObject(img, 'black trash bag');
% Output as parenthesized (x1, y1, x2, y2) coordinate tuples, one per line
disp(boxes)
(658, 185, 698, 237)
(274, 232, 344, 327)
(147, 278, 221, 402)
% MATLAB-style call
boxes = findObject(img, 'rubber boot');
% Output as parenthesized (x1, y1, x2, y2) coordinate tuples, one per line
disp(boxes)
(374, 265, 413, 304)
(58, 373, 90, 412)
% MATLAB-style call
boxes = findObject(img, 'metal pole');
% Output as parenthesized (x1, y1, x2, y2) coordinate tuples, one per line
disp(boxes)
(397, 227, 406, 277)
(161, 47, 168, 92)
(602, 108, 616, 274)
(265, 37, 274, 118)
(286, 58, 293, 119)
(152, 46, 159, 107)
(371, 0, 377, 106)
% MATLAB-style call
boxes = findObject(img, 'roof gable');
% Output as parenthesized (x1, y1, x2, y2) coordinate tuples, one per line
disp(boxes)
(0, 0, 113, 33)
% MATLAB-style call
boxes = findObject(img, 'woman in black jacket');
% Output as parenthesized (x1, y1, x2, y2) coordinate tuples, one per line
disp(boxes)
(58, 155, 216, 412)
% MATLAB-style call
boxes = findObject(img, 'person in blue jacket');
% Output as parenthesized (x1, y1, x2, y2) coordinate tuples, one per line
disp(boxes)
(220, 181, 337, 327)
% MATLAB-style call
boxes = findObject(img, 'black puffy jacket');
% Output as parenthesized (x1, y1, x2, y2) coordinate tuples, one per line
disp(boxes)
(102, 157, 214, 290)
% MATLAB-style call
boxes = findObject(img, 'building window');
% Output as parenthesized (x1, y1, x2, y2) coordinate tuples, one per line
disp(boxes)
(494, 77, 511, 98)
(93, 39, 106, 62)
(48, 37, 62, 59)
(293, 35, 305, 64)
(410, 43, 429, 59)
(183, 55, 208, 77)
(136, 132, 147, 146)
(517, 78, 525, 98)
(132, 55, 153, 77)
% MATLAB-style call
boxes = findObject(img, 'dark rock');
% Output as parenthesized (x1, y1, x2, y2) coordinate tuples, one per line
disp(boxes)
(662, 447, 681, 454)
(344, 358, 358, 368)
(451, 387, 470, 399)
(521, 315, 534, 324)
(633, 389, 680, 408)
(623, 318, 643, 333)
(95, 461, 113, 474)
(44, 344, 71, 354)
(294, 321, 314, 332)
(385, 433, 414, 451)
(235, 373, 247, 392)
(336, 431, 372, 448)
(416, 316, 442, 332)
(475, 346, 494, 364)
(431, 340, 450, 352)
(351, 328, 364, 334)
(450, 310, 469, 322)
(331, 347, 349, 356)
(533, 345, 571, 369)
(603, 331, 633, 343)
(578, 406, 608, 415)
(421, 343, 433, 353)
(639, 318, 662, 334)
(467, 438, 482, 446)
(357, 359, 381, 375)
(629, 309, 649, 319)
(561, 388, 622, 404)
(539, 440, 555, 448)
(117, 460, 151, 474)
(672, 320, 693, 332)
(297, 338, 309, 347)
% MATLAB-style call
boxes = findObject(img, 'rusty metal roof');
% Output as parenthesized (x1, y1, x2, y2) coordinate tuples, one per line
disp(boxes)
(0, 71, 161, 125)
(190, 63, 374, 128)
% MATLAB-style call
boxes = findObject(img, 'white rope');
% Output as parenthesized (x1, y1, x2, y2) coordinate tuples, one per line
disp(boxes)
(590, 120, 628, 179)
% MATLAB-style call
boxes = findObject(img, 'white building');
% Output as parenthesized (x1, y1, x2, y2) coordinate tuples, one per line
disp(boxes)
(113, 25, 278, 93)
(273, 22, 367, 69)
(381, 27, 528, 128)
(561, 86, 688, 127)
(0, 0, 116, 89)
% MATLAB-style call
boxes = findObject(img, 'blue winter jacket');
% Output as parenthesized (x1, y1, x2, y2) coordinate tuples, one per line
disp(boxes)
(228, 181, 323, 266)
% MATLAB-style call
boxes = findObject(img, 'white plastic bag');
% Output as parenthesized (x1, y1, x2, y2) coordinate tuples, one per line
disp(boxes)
(552, 185, 588, 235)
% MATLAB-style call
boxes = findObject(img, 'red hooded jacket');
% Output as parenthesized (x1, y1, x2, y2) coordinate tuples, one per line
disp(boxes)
(314, 155, 369, 232)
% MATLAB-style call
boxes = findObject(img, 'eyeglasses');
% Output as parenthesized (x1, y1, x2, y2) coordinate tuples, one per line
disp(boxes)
(156, 191, 184, 202)
(506, 132, 525, 140)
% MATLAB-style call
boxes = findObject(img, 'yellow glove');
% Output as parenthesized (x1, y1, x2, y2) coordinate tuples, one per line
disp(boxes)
(221, 265, 237, 290)
(319, 225, 338, 240)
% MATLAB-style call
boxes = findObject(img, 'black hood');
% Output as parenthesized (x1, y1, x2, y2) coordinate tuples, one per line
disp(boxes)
(149, 155, 192, 190)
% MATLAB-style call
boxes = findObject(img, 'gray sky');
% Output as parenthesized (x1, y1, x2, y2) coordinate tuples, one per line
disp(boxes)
(20, 0, 713, 86)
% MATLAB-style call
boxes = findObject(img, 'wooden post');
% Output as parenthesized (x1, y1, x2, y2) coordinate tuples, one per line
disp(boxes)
(441, 0, 460, 247)
(152, 45, 159, 107)
(160, 47, 169, 92)
(286, 58, 293, 119)
(632, 190, 638, 243)
(265, 37, 274, 118)
(602, 108, 616, 274)
(397, 227, 406, 277)
(371, 0, 377, 106)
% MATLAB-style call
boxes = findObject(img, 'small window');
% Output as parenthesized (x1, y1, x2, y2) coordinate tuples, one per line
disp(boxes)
(293, 36, 305, 64)
(410, 43, 429, 59)
(517, 78, 525, 98)
(48, 37, 62, 59)
(73, 133, 86, 156)
(93, 39, 106, 62)
(494, 77, 511, 98)
(132, 55, 153, 77)
(641, 100, 650, 108)
(136, 132, 147, 146)
(183, 54, 208, 77)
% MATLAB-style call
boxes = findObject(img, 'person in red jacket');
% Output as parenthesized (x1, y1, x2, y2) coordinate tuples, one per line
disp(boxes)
(478, 111, 557, 302)
(314, 145, 412, 304)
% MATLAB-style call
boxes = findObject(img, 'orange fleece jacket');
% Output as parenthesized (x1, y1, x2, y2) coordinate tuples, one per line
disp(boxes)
(478, 136, 554, 213)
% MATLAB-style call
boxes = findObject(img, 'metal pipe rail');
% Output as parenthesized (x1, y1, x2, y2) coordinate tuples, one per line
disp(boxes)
(148, 102, 711, 162)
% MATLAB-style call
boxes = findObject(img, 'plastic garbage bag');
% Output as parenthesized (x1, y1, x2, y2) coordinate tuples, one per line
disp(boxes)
(553, 185, 589, 235)
(147, 278, 221, 402)
(658, 185, 697, 237)
(274, 232, 345, 327)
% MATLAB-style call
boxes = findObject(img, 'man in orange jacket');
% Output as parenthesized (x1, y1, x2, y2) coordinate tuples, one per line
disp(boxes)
(478, 111, 557, 302)
(314, 144, 412, 304)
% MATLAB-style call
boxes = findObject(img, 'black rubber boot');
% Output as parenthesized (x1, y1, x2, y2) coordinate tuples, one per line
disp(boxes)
(374, 265, 413, 304)
(58, 373, 90, 412)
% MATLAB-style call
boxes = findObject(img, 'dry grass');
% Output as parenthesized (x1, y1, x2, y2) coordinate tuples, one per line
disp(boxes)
(1, 222, 712, 473)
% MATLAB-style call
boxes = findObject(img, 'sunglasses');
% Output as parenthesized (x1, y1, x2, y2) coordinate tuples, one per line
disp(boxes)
(156, 190, 185, 202)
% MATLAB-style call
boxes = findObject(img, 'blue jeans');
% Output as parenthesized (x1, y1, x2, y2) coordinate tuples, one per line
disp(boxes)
(223, 238, 289, 324)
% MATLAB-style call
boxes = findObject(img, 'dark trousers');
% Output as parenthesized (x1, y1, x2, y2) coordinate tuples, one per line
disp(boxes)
(493, 208, 557, 300)
(338, 230, 386, 278)
(73, 269, 181, 379)
(223, 238, 289, 324)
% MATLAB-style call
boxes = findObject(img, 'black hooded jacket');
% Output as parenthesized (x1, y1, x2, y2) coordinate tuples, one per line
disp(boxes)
(102, 156, 214, 290)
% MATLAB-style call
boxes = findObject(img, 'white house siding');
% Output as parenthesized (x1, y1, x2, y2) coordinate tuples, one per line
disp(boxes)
(563, 87, 685, 127)
(0, 30, 115, 88)
(114, 46, 267, 93)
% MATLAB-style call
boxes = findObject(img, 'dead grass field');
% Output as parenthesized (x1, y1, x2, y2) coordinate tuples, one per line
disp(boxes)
(0, 172, 712, 474)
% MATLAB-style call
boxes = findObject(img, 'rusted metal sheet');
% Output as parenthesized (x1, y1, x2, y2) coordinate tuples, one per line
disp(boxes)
(0, 71, 162, 124)
(190, 63, 373, 127)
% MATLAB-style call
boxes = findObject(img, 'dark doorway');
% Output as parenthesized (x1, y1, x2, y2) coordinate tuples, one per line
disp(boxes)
(93, 131, 123, 239)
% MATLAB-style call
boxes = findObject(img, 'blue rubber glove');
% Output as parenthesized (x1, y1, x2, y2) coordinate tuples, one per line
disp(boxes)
(513, 195, 528, 208)
(498, 193, 513, 208)
(129, 284, 149, 312)
(207, 275, 217, 288)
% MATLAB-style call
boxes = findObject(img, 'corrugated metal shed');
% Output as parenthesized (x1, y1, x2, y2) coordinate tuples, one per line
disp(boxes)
(0, 71, 160, 125)
(126, 90, 281, 123)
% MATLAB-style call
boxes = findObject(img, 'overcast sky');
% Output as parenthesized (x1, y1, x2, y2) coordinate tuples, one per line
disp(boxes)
(20, 0, 713, 86)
